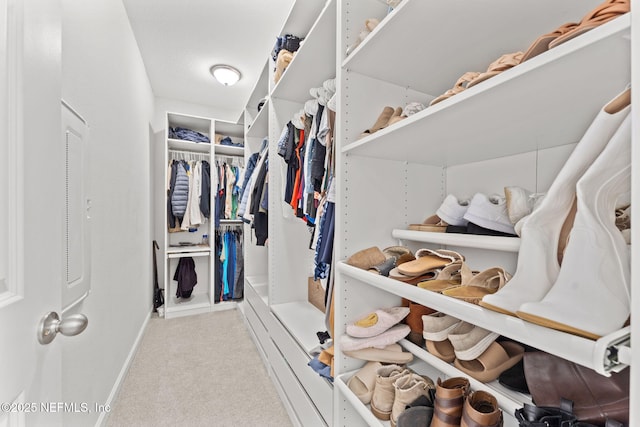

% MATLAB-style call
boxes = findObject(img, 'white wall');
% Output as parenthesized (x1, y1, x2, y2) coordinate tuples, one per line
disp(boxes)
(61, 1, 155, 425)
(154, 96, 239, 131)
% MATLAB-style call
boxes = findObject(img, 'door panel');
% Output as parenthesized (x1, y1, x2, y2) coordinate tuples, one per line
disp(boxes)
(0, 0, 62, 425)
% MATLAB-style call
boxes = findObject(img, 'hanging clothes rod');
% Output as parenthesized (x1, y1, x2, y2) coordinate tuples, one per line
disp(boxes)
(168, 148, 210, 157)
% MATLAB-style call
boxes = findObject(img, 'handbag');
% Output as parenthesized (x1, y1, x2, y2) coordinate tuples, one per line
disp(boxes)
(308, 277, 326, 312)
(523, 351, 629, 425)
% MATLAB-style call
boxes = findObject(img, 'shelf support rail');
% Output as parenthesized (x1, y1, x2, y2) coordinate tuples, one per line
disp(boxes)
(595, 326, 631, 375)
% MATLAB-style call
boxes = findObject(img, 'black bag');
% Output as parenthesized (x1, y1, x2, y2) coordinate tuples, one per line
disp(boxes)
(152, 240, 164, 311)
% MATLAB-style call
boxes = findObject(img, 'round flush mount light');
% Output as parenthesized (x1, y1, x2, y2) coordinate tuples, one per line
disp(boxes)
(210, 64, 241, 86)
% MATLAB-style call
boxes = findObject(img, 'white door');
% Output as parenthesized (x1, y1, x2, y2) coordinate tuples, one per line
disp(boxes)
(0, 0, 65, 425)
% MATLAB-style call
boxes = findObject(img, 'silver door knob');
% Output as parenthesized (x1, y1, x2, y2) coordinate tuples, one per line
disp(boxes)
(38, 311, 88, 345)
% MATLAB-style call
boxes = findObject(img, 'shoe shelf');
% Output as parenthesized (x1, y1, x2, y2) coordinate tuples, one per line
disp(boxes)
(165, 293, 212, 318)
(246, 99, 269, 139)
(335, 357, 521, 427)
(337, 262, 630, 376)
(399, 338, 531, 417)
(341, 14, 630, 166)
(391, 229, 520, 253)
(341, 0, 603, 95)
(271, 0, 336, 103)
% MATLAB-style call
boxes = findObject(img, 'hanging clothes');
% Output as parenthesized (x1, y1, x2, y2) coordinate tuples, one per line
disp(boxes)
(174, 257, 197, 298)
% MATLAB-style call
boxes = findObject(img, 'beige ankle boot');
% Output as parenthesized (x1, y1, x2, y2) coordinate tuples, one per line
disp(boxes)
(391, 373, 434, 427)
(430, 377, 469, 427)
(371, 365, 409, 421)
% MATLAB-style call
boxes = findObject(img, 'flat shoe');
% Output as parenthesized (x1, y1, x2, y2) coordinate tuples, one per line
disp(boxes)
(417, 261, 466, 293)
(345, 246, 386, 270)
(454, 341, 525, 383)
(442, 265, 512, 305)
(343, 343, 414, 364)
(346, 361, 382, 404)
(397, 249, 462, 277)
(408, 214, 448, 232)
(466, 52, 524, 89)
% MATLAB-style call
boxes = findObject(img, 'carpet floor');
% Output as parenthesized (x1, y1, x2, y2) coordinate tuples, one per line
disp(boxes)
(106, 308, 293, 427)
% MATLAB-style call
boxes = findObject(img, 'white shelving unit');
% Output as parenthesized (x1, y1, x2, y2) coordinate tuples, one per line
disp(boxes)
(159, 112, 244, 318)
(238, 1, 636, 426)
(239, 1, 336, 426)
(333, 0, 633, 426)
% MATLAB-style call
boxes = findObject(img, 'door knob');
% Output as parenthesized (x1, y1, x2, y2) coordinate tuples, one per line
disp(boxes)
(38, 311, 88, 345)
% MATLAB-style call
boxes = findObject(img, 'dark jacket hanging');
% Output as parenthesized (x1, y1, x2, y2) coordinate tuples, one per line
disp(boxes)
(174, 257, 197, 298)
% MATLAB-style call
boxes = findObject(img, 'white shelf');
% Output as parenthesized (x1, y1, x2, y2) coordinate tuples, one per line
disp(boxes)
(338, 262, 629, 376)
(399, 339, 531, 416)
(166, 293, 211, 313)
(271, 301, 327, 354)
(166, 245, 210, 257)
(246, 275, 269, 305)
(392, 229, 520, 253)
(271, 0, 336, 103)
(167, 138, 211, 153)
(246, 100, 269, 138)
(214, 144, 244, 157)
(343, 0, 604, 95)
(279, 0, 328, 42)
(342, 15, 630, 166)
(335, 373, 386, 427)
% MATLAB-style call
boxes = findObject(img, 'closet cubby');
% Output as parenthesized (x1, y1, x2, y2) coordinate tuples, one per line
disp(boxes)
(158, 112, 244, 319)
(334, 0, 633, 426)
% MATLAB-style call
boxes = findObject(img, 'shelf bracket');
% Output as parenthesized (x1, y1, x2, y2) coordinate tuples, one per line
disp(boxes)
(595, 326, 631, 375)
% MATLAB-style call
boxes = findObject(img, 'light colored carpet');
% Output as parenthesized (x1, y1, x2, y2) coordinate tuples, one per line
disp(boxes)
(106, 309, 293, 427)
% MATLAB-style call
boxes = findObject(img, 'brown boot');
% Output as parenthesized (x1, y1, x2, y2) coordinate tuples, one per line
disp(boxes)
(430, 377, 469, 427)
(405, 301, 436, 346)
(461, 391, 502, 427)
(371, 365, 409, 421)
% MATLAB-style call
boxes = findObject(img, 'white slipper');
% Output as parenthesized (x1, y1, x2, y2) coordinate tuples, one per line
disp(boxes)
(346, 307, 410, 338)
(340, 324, 410, 351)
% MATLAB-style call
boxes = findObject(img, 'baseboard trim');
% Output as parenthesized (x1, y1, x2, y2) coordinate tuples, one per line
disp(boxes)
(95, 310, 152, 427)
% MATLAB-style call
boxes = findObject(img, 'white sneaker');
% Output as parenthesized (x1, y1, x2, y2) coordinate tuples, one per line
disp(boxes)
(436, 195, 470, 226)
(463, 193, 515, 235)
(504, 186, 545, 225)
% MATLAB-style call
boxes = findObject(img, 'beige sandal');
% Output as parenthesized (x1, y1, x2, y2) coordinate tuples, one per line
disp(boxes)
(441, 265, 512, 304)
(429, 71, 481, 106)
(548, 0, 629, 49)
(417, 261, 466, 293)
(466, 51, 524, 89)
(408, 214, 447, 232)
(521, 22, 580, 62)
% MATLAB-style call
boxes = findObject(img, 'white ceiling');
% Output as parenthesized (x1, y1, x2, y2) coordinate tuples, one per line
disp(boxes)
(122, 0, 296, 122)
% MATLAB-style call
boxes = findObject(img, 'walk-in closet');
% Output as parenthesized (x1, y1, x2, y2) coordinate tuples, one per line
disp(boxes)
(5, 0, 637, 426)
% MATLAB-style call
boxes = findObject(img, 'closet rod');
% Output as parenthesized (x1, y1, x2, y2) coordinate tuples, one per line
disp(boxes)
(168, 148, 210, 157)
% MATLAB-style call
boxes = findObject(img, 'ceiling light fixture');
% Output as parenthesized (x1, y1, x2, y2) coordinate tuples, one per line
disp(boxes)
(210, 64, 241, 86)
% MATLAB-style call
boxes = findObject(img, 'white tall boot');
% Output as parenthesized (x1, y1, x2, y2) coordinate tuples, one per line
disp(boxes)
(517, 113, 631, 339)
(480, 88, 631, 315)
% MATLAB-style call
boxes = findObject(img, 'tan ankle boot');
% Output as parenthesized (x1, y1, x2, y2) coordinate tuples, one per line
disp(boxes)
(371, 365, 409, 421)
(461, 391, 502, 427)
(430, 377, 469, 427)
(391, 373, 435, 427)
